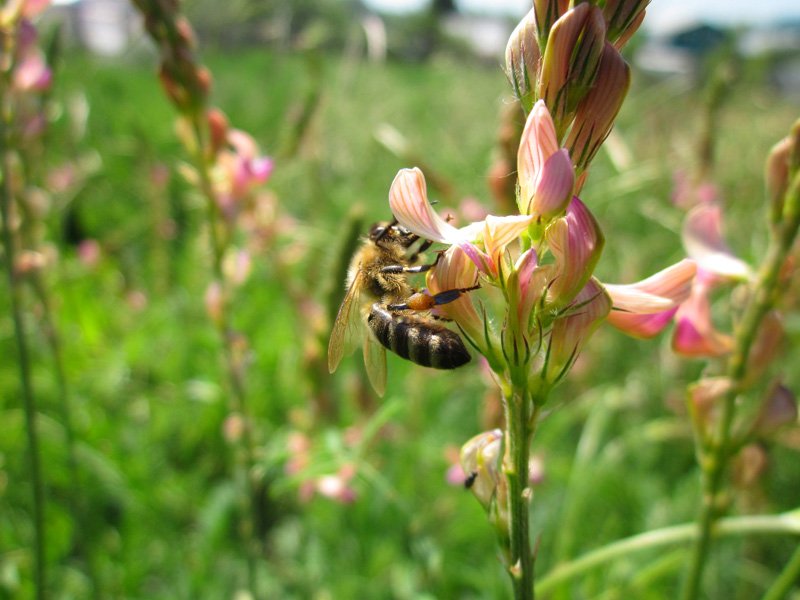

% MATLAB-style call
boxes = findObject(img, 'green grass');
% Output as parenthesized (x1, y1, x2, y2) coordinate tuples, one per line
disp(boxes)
(1, 44, 799, 599)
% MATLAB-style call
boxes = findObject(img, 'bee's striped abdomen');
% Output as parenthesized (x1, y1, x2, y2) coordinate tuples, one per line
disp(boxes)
(368, 304, 470, 369)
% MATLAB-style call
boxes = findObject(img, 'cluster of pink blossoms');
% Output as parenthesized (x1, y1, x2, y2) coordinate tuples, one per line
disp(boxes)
(388, 100, 696, 386)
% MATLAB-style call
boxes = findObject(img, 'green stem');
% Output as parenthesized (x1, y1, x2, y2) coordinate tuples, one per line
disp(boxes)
(189, 114, 260, 596)
(681, 170, 800, 600)
(0, 108, 47, 600)
(761, 541, 800, 600)
(29, 274, 101, 597)
(503, 380, 545, 600)
(539, 510, 800, 595)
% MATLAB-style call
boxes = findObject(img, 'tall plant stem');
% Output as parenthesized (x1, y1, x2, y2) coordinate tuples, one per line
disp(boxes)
(0, 115, 47, 600)
(681, 170, 800, 600)
(503, 379, 545, 600)
(29, 274, 101, 597)
(189, 114, 260, 595)
(761, 541, 800, 600)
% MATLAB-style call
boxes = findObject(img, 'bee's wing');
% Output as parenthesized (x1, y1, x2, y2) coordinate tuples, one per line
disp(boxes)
(363, 328, 387, 397)
(328, 272, 364, 373)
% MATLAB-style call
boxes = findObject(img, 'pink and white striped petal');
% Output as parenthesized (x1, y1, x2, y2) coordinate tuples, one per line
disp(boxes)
(517, 100, 561, 215)
(389, 167, 467, 244)
(605, 259, 696, 313)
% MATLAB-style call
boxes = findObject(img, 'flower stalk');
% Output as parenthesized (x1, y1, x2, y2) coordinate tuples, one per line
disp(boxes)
(0, 104, 47, 600)
(680, 126, 800, 600)
(0, 5, 52, 596)
(130, 1, 276, 594)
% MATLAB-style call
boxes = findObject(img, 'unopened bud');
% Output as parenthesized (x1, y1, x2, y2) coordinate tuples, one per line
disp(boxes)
(207, 108, 229, 156)
(753, 382, 797, 437)
(533, 0, 569, 48)
(505, 9, 541, 110)
(745, 311, 783, 385)
(766, 120, 800, 226)
(460, 429, 503, 510)
(565, 42, 631, 174)
(204, 280, 225, 325)
(538, 3, 606, 135)
(603, 0, 650, 49)
(731, 444, 768, 489)
(174, 16, 196, 49)
(687, 377, 734, 435)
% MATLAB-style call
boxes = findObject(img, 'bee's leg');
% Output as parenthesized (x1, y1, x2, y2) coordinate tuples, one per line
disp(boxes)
(428, 284, 480, 306)
(381, 250, 442, 275)
(387, 284, 480, 311)
(407, 238, 434, 263)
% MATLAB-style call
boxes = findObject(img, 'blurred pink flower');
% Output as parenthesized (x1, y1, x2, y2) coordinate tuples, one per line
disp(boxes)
(672, 270, 733, 357)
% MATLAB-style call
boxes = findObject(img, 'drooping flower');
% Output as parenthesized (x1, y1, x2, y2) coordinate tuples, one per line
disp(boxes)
(672, 270, 734, 357)
(605, 259, 697, 338)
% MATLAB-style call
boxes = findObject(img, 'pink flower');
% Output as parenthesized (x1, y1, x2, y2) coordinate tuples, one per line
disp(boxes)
(389, 167, 531, 277)
(671, 270, 733, 357)
(543, 196, 604, 308)
(605, 259, 697, 338)
(517, 101, 575, 221)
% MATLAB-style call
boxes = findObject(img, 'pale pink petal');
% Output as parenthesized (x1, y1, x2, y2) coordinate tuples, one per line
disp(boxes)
(482, 213, 534, 270)
(13, 50, 50, 91)
(606, 306, 678, 338)
(427, 245, 483, 341)
(515, 248, 545, 328)
(682, 204, 751, 280)
(671, 282, 733, 357)
(604, 259, 696, 313)
(546, 197, 604, 306)
(458, 242, 494, 277)
(517, 100, 560, 214)
(389, 167, 465, 243)
(228, 129, 257, 159)
(530, 148, 574, 218)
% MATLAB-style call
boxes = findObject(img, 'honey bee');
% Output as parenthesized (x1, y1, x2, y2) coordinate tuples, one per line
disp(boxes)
(328, 220, 478, 396)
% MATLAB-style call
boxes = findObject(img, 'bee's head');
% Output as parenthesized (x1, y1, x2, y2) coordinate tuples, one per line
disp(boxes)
(369, 221, 417, 248)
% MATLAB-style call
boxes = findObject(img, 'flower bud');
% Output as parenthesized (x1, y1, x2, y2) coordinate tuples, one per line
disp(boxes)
(460, 429, 503, 511)
(546, 278, 611, 384)
(505, 9, 541, 109)
(207, 108, 229, 156)
(731, 444, 769, 489)
(544, 197, 604, 308)
(565, 42, 630, 174)
(753, 382, 797, 437)
(538, 4, 606, 135)
(602, 0, 649, 49)
(533, 0, 569, 48)
(766, 120, 800, 226)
